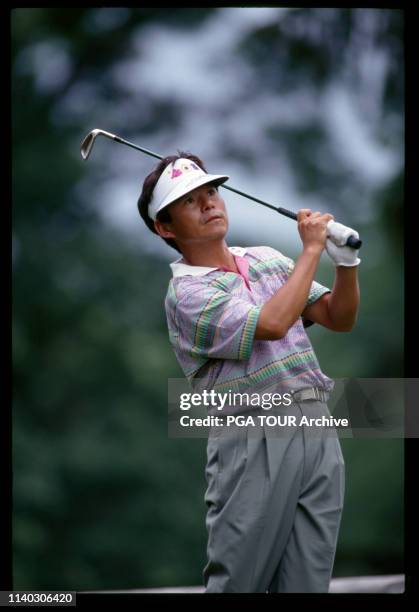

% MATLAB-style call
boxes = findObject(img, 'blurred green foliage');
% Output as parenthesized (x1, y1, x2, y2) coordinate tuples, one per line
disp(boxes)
(12, 8, 403, 590)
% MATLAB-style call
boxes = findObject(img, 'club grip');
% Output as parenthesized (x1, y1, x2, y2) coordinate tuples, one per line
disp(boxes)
(346, 235, 362, 249)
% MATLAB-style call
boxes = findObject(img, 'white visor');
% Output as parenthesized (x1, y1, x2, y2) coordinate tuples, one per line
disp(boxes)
(148, 158, 229, 221)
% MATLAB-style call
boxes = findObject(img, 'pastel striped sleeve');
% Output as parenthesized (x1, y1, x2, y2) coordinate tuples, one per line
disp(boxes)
(174, 285, 262, 362)
(306, 280, 331, 305)
(302, 281, 331, 328)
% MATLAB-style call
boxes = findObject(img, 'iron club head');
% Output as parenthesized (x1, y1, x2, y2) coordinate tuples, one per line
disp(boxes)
(80, 129, 117, 160)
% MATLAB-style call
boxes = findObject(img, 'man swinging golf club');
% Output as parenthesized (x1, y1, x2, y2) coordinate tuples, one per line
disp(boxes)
(136, 151, 360, 593)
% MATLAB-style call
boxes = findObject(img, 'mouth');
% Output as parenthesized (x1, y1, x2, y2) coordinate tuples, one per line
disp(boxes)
(205, 215, 224, 224)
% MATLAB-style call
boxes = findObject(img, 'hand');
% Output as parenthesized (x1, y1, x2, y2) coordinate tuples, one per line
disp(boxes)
(297, 209, 334, 252)
(326, 238, 361, 267)
(327, 220, 358, 247)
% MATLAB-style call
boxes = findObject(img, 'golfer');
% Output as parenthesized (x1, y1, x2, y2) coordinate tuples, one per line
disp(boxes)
(137, 153, 360, 593)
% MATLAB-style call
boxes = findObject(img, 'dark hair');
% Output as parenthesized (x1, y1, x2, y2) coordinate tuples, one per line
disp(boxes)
(137, 151, 209, 254)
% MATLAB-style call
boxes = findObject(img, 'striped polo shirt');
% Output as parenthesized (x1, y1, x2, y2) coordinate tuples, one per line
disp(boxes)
(165, 245, 334, 395)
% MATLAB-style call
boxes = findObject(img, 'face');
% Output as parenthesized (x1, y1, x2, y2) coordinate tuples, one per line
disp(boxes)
(155, 183, 229, 246)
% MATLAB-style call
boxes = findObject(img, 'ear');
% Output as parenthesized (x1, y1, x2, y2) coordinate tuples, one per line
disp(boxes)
(154, 218, 176, 240)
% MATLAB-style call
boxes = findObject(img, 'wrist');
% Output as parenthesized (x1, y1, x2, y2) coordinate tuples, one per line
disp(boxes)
(303, 244, 323, 258)
(336, 259, 361, 269)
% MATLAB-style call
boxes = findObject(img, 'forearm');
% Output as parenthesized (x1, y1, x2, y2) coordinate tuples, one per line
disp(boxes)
(327, 266, 360, 331)
(259, 246, 322, 337)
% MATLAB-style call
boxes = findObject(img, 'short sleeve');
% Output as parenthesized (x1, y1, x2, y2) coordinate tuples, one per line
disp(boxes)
(303, 281, 331, 328)
(173, 284, 263, 361)
(306, 280, 331, 305)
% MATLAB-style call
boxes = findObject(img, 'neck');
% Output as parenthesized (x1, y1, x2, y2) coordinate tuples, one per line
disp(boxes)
(179, 240, 236, 270)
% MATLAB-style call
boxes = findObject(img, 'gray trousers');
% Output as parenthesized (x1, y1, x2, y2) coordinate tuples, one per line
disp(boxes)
(203, 400, 345, 593)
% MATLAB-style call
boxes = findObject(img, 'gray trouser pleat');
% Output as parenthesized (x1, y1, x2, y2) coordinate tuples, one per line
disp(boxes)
(203, 400, 345, 593)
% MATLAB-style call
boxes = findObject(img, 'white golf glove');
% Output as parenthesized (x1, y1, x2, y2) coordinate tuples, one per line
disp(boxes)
(326, 221, 361, 267)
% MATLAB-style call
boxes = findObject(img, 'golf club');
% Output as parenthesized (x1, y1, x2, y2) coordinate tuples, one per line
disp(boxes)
(81, 129, 362, 250)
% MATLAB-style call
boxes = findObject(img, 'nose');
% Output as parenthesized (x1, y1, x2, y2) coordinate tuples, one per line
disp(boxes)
(199, 189, 215, 210)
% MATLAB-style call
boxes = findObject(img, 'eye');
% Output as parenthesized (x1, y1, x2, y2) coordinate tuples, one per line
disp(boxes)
(184, 195, 195, 205)
(208, 187, 217, 195)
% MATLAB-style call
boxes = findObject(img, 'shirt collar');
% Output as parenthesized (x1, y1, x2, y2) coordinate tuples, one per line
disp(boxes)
(170, 246, 247, 278)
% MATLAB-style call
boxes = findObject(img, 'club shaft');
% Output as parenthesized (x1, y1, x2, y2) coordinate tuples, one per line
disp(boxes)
(113, 136, 164, 161)
(112, 136, 299, 221)
(86, 131, 362, 250)
(221, 185, 361, 250)
(221, 184, 297, 219)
